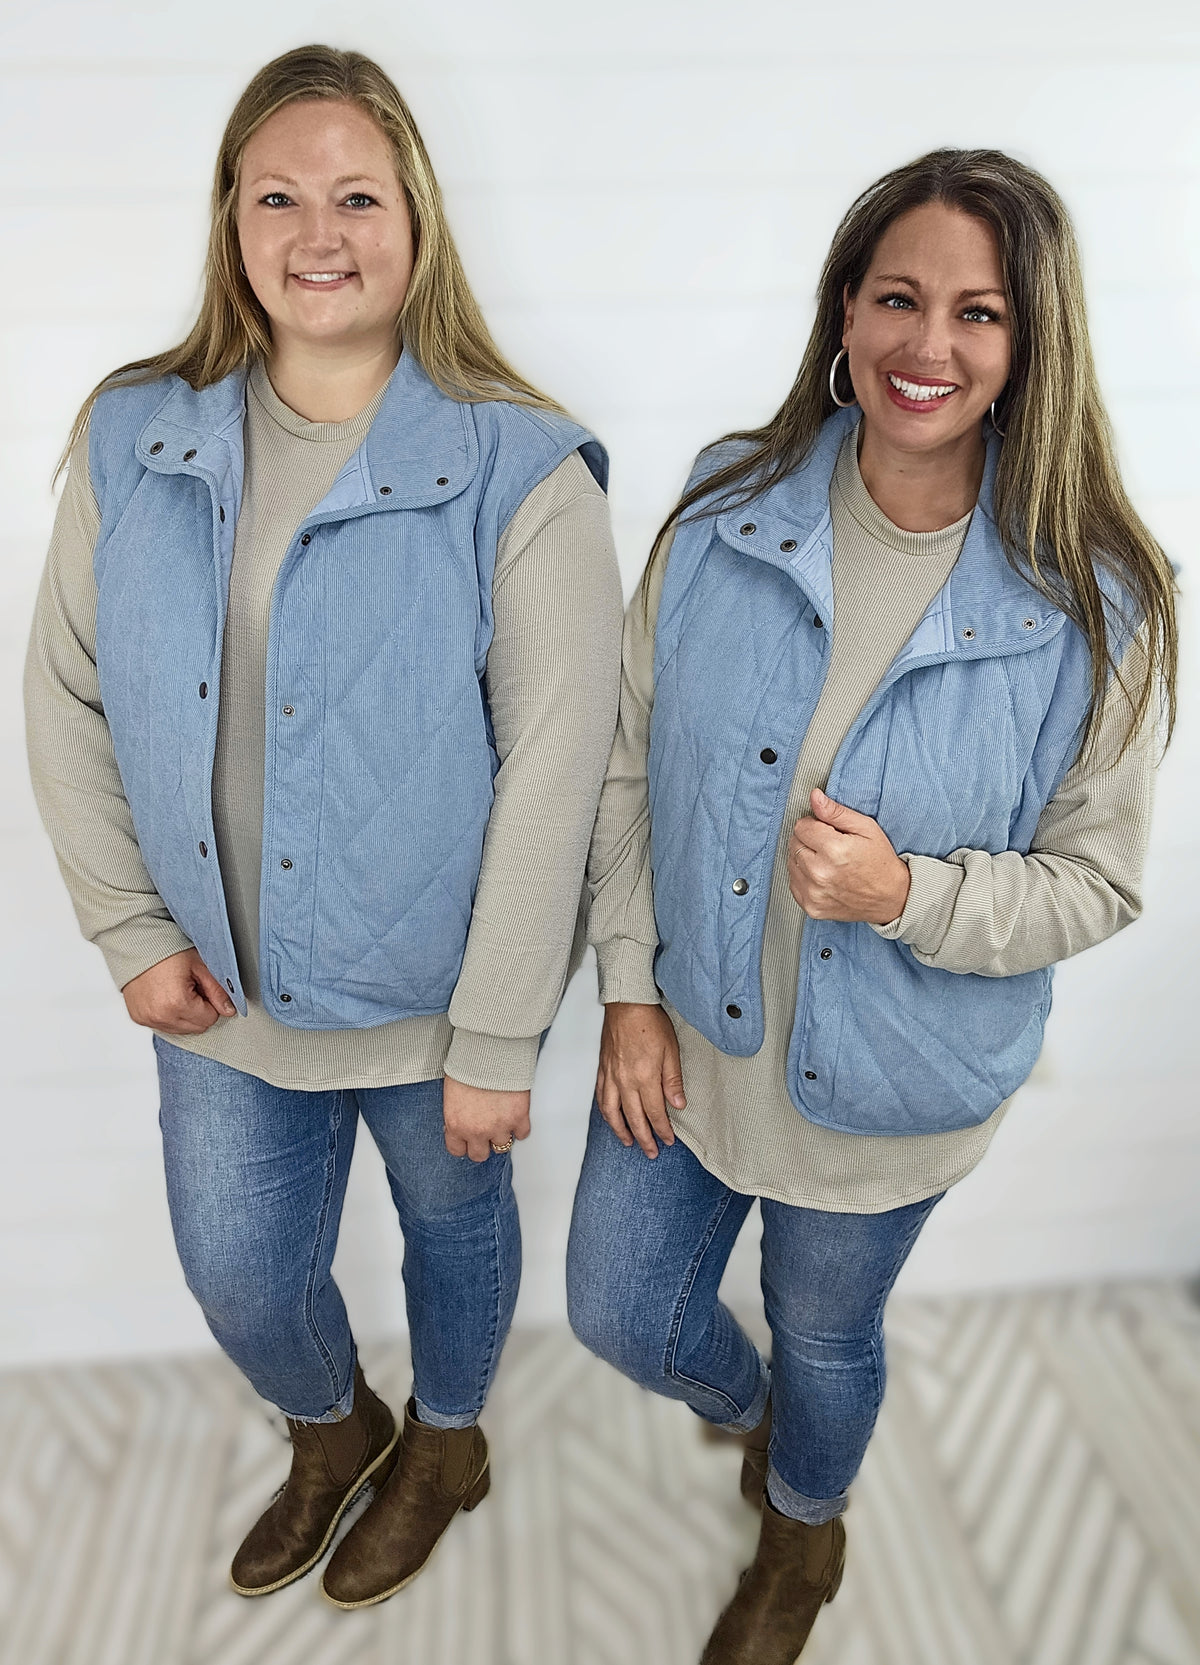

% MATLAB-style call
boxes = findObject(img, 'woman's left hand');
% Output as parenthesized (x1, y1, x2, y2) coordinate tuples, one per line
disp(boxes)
(787, 788, 912, 924)
(443, 1075, 532, 1163)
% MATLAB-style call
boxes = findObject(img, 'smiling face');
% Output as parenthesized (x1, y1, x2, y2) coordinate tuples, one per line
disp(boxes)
(236, 98, 415, 361)
(842, 202, 1012, 456)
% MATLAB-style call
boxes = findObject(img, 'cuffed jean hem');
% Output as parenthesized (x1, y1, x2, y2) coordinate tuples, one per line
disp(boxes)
(698, 1355, 771, 1435)
(414, 1397, 479, 1431)
(767, 1466, 848, 1526)
(286, 1370, 357, 1425)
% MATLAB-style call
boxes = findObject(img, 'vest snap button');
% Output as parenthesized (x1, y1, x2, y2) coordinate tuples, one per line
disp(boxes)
(183, 448, 197, 462)
(804, 1069, 817, 1081)
(148, 441, 164, 455)
(962, 626, 976, 640)
(219, 506, 226, 523)
(282, 704, 295, 716)
(379, 485, 392, 495)
(739, 522, 756, 536)
(732, 878, 749, 896)
(226, 979, 235, 993)
(819, 947, 833, 960)
(726, 1004, 742, 1019)
(813, 615, 824, 629)
(280, 858, 293, 870)
(779, 539, 797, 552)
(198, 682, 207, 698)
(760, 748, 777, 765)
(279, 992, 292, 1003)
(198, 841, 207, 857)
(437, 476, 450, 486)
(300, 533, 311, 546)
(1023, 617, 1036, 629)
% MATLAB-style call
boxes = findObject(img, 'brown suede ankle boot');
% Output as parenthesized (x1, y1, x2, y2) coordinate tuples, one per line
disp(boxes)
(739, 1398, 772, 1506)
(230, 1366, 399, 1597)
(700, 1500, 845, 1663)
(321, 1398, 490, 1609)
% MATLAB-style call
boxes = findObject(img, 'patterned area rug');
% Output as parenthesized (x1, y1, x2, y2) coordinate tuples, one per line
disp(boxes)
(2, 1282, 1198, 1665)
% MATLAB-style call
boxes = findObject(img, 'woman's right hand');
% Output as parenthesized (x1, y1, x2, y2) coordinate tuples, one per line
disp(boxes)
(122, 949, 237, 1034)
(596, 1002, 686, 1159)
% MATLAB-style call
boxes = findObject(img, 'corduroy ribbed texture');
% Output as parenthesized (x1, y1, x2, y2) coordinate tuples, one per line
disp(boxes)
(25, 362, 623, 1092)
(587, 428, 1155, 1211)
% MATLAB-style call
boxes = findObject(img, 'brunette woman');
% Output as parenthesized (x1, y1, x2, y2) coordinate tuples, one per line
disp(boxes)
(25, 46, 622, 1608)
(569, 149, 1176, 1663)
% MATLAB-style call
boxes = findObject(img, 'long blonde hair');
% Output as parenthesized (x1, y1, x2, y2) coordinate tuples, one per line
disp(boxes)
(644, 148, 1177, 754)
(62, 44, 559, 466)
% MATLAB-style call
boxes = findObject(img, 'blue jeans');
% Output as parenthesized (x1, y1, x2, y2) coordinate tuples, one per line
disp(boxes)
(154, 1038, 520, 1428)
(566, 1106, 940, 1524)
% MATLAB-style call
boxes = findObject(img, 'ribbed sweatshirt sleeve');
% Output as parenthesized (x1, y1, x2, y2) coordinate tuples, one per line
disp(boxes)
(444, 450, 625, 1090)
(23, 428, 194, 989)
(585, 551, 665, 1006)
(872, 632, 1157, 976)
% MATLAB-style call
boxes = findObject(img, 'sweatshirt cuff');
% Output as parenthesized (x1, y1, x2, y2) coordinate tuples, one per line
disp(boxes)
(94, 917, 196, 992)
(868, 854, 966, 957)
(594, 937, 662, 1007)
(444, 1030, 541, 1093)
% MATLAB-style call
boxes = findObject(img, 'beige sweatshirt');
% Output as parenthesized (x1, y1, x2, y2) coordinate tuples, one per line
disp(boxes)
(587, 429, 1156, 1211)
(25, 362, 625, 1093)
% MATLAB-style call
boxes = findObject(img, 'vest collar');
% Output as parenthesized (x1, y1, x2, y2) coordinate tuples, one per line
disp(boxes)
(134, 349, 479, 513)
(714, 408, 1064, 661)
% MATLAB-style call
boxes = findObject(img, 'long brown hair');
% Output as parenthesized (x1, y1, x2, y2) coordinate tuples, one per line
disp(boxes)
(643, 148, 1177, 753)
(61, 44, 559, 468)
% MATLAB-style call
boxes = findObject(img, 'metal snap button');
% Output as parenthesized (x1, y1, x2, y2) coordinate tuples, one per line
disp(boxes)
(739, 523, 756, 535)
(379, 485, 392, 495)
(282, 704, 295, 717)
(226, 979, 235, 994)
(199, 682, 207, 699)
(280, 858, 293, 870)
(437, 476, 450, 486)
(198, 841, 207, 857)
(732, 878, 749, 896)
(813, 615, 824, 629)
(760, 748, 777, 765)
(1023, 617, 1036, 630)
(819, 947, 833, 960)
(804, 1069, 817, 1081)
(780, 539, 797, 553)
(726, 1004, 742, 1019)
(300, 533, 311, 546)
(962, 627, 976, 640)
(148, 441, 164, 455)
(183, 448, 197, 462)
(279, 992, 292, 1003)
(219, 506, 226, 523)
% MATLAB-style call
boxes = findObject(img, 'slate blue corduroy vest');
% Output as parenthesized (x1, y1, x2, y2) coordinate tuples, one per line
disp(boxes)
(89, 353, 606, 1029)
(648, 409, 1131, 1136)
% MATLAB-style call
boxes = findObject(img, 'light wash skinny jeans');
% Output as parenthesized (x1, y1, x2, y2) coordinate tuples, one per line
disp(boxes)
(567, 1105, 940, 1523)
(155, 1038, 520, 1428)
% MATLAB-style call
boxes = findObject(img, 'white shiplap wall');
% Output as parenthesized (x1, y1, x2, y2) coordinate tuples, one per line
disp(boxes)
(1, 0, 1197, 1366)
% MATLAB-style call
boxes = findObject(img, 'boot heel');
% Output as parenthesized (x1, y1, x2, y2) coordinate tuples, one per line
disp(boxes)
(462, 1465, 490, 1512)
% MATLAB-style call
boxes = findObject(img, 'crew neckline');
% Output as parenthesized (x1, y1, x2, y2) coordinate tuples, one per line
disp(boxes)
(832, 427, 974, 558)
(248, 360, 390, 444)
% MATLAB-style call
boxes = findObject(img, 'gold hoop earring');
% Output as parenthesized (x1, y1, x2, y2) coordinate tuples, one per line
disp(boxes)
(828, 348, 856, 408)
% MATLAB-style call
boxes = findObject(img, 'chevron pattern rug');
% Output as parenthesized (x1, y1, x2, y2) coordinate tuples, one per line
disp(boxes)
(2, 1281, 1198, 1665)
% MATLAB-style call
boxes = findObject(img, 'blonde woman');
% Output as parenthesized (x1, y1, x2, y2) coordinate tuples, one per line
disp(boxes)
(570, 150, 1176, 1662)
(25, 46, 622, 1607)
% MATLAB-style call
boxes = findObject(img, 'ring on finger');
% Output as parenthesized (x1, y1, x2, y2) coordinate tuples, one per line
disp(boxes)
(490, 1135, 515, 1154)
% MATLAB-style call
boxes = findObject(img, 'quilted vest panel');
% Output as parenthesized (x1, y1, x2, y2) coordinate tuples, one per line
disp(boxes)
(649, 410, 1128, 1135)
(89, 355, 606, 1029)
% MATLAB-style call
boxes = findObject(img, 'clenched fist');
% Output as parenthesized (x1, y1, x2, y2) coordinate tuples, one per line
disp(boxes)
(787, 788, 911, 925)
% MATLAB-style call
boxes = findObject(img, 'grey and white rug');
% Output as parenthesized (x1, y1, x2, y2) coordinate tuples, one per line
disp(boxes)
(2, 1281, 1198, 1665)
